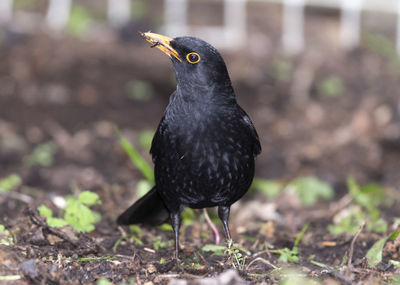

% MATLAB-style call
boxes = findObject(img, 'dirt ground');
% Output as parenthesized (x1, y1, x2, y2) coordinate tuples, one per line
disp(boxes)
(1, 17, 400, 284)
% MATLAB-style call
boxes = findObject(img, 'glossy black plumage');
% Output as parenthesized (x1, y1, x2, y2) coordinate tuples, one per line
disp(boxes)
(117, 34, 261, 258)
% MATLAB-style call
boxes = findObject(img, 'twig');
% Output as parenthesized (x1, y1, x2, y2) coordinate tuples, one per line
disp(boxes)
(203, 208, 220, 244)
(118, 225, 128, 238)
(27, 207, 80, 247)
(246, 257, 277, 270)
(329, 194, 353, 216)
(252, 248, 272, 259)
(0, 190, 33, 204)
(348, 220, 365, 267)
(320, 268, 353, 285)
(144, 247, 156, 253)
(194, 250, 209, 267)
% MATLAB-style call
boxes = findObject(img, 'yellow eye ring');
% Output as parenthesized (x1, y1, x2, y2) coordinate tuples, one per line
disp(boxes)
(186, 52, 201, 64)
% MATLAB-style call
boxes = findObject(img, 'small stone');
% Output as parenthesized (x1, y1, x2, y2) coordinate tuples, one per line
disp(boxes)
(146, 264, 157, 274)
(19, 259, 38, 279)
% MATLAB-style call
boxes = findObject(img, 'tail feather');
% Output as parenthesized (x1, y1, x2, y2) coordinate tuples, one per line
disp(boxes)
(117, 186, 170, 226)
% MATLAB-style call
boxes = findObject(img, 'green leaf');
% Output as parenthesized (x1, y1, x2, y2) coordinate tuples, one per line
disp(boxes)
(347, 177, 385, 210)
(38, 205, 68, 228)
(0, 225, 9, 235)
(366, 232, 399, 268)
(181, 208, 196, 226)
(317, 75, 344, 98)
(116, 129, 155, 184)
(366, 234, 389, 267)
(202, 244, 226, 256)
(46, 217, 68, 228)
(0, 174, 22, 192)
(251, 178, 282, 198)
(328, 206, 365, 235)
(295, 222, 309, 246)
(389, 231, 400, 240)
(310, 260, 328, 268)
(158, 223, 173, 232)
(24, 141, 57, 167)
(130, 235, 143, 246)
(38, 205, 53, 219)
(78, 191, 101, 206)
(64, 197, 101, 233)
(128, 225, 142, 236)
(270, 247, 299, 263)
(0, 224, 14, 246)
(367, 217, 387, 233)
(289, 176, 334, 206)
(152, 237, 171, 251)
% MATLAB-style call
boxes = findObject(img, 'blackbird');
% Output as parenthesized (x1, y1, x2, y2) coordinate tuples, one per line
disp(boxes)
(117, 32, 261, 258)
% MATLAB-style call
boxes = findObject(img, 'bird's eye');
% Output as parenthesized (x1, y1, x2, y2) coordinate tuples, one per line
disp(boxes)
(186, 52, 200, 64)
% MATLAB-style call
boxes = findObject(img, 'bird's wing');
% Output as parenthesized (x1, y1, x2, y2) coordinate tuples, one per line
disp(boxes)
(150, 121, 162, 163)
(150, 91, 176, 163)
(237, 106, 261, 157)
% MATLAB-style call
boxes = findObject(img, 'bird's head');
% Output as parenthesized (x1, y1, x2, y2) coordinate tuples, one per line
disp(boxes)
(141, 32, 235, 103)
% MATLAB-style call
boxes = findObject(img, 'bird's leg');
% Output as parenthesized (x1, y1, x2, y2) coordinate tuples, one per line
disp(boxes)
(170, 211, 181, 260)
(218, 206, 231, 241)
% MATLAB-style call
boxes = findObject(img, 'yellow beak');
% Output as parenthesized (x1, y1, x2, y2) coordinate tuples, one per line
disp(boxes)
(140, 32, 182, 62)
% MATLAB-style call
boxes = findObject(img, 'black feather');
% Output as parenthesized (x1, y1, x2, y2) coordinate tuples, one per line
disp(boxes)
(117, 187, 169, 226)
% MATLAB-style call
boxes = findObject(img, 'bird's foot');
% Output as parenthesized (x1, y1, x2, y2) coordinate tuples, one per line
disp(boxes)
(226, 238, 233, 249)
(172, 257, 185, 272)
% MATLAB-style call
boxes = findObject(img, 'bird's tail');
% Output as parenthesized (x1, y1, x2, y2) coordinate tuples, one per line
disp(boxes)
(117, 186, 170, 226)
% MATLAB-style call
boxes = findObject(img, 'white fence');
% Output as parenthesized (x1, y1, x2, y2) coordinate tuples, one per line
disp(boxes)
(1, 0, 400, 54)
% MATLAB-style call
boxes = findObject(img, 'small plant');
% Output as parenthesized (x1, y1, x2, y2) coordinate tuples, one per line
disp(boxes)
(128, 225, 143, 245)
(317, 75, 344, 98)
(271, 247, 299, 263)
(0, 174, 22, 192)
(152, 237, 173, 251)
(251, 178, 283, 198)
(329, 178, 389, 235)
(202, 240, 251, 269)
(270, 222, 309, 264)
(225, 239, 249, 270)
(328, 206, 365, 235)
(288, 177, 334, 206)
(0, 224, 14, 246)
(202, 244, 226, 256)
(24, 141, 57, 167)
(38, 191, 101, 233)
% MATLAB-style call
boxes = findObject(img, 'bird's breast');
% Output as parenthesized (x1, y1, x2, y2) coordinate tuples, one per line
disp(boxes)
(153, 114, 255, 208)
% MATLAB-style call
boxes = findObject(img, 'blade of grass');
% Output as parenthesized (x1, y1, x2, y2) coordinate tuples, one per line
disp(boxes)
(115, 128, 155, 184)
(295, 222, 309, 246)
(76, 256, 114, 262)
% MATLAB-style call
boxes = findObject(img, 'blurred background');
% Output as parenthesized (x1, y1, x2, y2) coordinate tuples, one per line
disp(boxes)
(1, 0, 400, 217)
